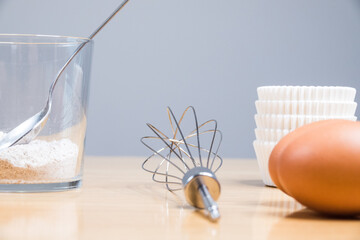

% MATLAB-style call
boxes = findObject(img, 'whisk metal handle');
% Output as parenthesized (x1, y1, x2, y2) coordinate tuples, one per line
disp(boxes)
(198, 184, 220, 220)
(182, 167, 221, 221)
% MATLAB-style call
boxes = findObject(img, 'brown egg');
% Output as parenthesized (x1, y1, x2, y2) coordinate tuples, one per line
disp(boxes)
(269, 119, 360, 216)
(269, 120, 338, 193)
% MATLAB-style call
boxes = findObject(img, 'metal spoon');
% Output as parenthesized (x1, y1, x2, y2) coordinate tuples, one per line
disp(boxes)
(0, 0, 129, 151)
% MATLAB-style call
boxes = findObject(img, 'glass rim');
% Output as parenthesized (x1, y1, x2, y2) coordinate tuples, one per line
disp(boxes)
(0, 34, 92, 45)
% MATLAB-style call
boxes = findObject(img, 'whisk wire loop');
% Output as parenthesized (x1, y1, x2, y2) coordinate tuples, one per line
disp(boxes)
(141, 106, 223, 220)
(167, 107, 200, 168)
(188, 119, 218, 169)
(141, 136, 187, 175)
(146, 123, 192, 171)
(142, 152, 183, 181)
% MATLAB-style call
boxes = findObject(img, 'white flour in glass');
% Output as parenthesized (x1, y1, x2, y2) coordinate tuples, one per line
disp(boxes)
(0, 132, 78, 183)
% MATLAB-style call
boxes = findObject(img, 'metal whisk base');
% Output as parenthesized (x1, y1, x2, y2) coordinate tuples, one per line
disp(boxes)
(182, 167, 221, 220)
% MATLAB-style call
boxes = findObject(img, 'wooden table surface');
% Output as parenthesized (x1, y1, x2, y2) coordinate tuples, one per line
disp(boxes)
(0, 156, 359, 239)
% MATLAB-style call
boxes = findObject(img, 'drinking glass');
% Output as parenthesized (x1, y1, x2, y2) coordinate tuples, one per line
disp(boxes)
(0, 34, 93, 191)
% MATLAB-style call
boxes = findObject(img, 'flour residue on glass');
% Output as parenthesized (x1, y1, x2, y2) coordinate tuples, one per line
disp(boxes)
(0, 131, 78, 183)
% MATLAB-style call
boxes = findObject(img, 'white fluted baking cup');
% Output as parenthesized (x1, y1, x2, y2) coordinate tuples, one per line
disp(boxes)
(257, 86, 356, 102)
(255, 100, 357, 116)
(255, 128, 291, 142)
(254, 114, 357, 129)
(253, 140, 277, 187)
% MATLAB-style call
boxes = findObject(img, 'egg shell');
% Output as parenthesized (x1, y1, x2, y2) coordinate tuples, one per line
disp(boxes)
(269, 120, 338, 193)
(270, 119, 360, 216)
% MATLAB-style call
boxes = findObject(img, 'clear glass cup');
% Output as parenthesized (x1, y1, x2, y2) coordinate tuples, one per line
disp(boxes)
(0, 34, 93, 192)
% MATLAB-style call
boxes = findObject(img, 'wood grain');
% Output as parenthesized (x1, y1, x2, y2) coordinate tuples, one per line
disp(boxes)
(0, 157, 358, 239)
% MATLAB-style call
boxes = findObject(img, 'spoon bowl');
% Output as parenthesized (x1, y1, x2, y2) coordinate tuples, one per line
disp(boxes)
(0, 107, 49, 151)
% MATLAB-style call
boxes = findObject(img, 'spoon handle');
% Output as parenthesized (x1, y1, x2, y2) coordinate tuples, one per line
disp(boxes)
(89, 0, 129, 40)
(48, 0, 130, 101)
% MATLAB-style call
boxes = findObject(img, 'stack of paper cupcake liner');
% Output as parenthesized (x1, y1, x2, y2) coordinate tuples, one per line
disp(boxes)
(253, 86, 357, 187)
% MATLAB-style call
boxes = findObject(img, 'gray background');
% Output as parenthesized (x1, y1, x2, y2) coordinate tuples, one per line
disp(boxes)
(0, 0, 359, 158)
